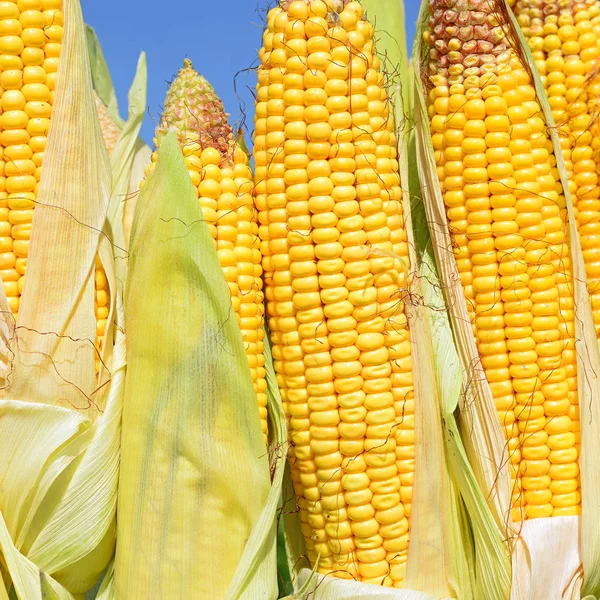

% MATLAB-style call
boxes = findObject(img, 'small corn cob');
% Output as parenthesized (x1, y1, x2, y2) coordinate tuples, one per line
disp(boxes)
(423, 0, 581, 521)
(512, 0, 600, 337)
(146, 60, 268, 443)
(94, 255, 109, 368)
(255, 0, 414, 587)
(94, 91, 120, 156)
(0, 0, 63, 317)
(93, 93, 118, 368)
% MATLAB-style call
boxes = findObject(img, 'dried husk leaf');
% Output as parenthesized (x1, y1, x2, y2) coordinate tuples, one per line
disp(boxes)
(104, 52, 147, 294)
(84, 25, 151, 259)
(5, 0, 112, 416)
(122, 141, 152, 251)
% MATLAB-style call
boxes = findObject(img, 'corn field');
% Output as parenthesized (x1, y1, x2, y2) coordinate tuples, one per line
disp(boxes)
(1, 0, 600, 598)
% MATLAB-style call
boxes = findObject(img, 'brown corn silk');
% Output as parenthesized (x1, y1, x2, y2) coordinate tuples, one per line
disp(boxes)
(255, 0, 415, 587)
(422, 0, 581, 525)
(511, 0, 600, 339)
(144, 60, 268, 443)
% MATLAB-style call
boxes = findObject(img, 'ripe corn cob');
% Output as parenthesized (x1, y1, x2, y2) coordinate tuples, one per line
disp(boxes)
(93, 92, 118, 368)
(512, 0, 600, 337)
(0, 0, 64, 317)
(255, 0, 414, 587)
(94, 90, 119, 156)
(0, 1, 109, 367)
(146, 60, 268, 443)
(423, 0, 581, 521)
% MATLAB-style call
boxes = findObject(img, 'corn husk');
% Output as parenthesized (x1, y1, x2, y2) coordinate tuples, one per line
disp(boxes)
(85, 26, 122, 128)
(115, 132, 283, 599)
(103, 52, 147, 294)
(296, 570, 442, 600)
(0, 0, 123, 597)
(93, 562, 114, 600)
(414, 0, 600, 597)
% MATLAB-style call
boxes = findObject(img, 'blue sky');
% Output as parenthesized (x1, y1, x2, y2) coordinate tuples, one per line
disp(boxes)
(82, 0, 422, 145)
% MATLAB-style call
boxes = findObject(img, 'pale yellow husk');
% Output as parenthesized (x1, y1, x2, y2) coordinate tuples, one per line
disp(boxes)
(84, 25, 151, 255)
(114, 133, 282, 599)
(123, 141, 152, 251)
(296, 570, 444, 600)
(103, 52, 147, 294)
(0, 0, 124, 597)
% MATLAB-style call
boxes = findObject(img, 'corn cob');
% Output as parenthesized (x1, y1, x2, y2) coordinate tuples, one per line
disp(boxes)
(255, 0, 414, 586)
(146, 60, 268, 443)
(0, 0, 63, 317)
(423, 0, 581, 521)
(94, 90, 119, 156)
(512, 0, 600, 338)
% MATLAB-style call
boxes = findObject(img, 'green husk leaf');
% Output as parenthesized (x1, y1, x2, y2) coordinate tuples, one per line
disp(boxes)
(105, 51, 147, 292)
(361, 0, 410, 120)
(93, 562, 114, 600)
(85, 26, 122, 127)
(281, 459, 310, 592)
(277, 521, 293, 597)
(224, 335, 284, 599)
(116, 132, 273, 598)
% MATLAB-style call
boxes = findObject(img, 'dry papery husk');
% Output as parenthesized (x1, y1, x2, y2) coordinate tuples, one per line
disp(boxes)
(413, 0, 600, 598)
(85, 24, 151, 255)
